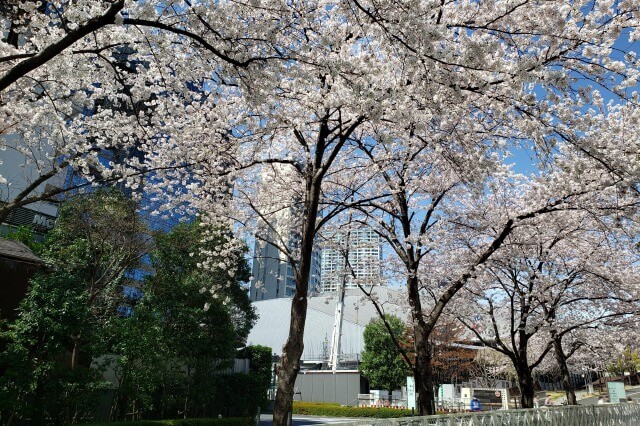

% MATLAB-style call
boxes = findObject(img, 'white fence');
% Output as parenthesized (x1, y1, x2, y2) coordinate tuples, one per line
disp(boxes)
(325, 404, 640, 426)
(358, 391, 406, 408)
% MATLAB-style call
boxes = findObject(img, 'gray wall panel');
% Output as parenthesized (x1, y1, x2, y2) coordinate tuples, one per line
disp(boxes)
(295, 372, 362, 405)
(323, 374, 334, 402)
(335, 375, 348, 404)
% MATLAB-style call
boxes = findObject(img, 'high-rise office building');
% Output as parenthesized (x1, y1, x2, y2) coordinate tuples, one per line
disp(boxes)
(320, 227, 382, 293)
(249, 234, 322, 301)
(249, 163, 321, 301)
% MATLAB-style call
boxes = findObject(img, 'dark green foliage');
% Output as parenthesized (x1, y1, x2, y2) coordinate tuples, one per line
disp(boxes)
(237, 345, 273, 410)
(0, 272, 110, 424)
(108, 221, 258, 420)
(205, 373, 263, 417)
(104, 308, 168, 419)
(0, 190, 145, 424)
(360, 315, 410, 395)
(148, 220, 255, 346)
(3, 225, 44, 253)
(0, 193, 261, 424)
(292, 402, 412, 418)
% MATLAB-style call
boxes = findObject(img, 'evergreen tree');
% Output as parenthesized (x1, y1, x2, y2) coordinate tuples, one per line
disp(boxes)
(108, 220, 257, 419)
(360, 316, 409, 399)
(0, 189, 148, 424)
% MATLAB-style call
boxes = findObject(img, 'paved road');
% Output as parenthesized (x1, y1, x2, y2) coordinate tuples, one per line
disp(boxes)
(259, 414, 359, 425)
(537, 385, 640, 406)
(577, 385, 640, 405)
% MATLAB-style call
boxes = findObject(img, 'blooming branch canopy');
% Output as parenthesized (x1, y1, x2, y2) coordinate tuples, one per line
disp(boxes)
(3, 0, 640, 422)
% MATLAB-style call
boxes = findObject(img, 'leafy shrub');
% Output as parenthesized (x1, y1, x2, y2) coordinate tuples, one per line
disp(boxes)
(238, 345, 273, 410)
(206, 372, 263, 417)
(292, 401, 412, 418)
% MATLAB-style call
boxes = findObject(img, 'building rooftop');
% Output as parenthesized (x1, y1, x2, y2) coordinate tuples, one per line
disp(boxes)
(247, 286, 407, 362)
(0, 238, 43, 264)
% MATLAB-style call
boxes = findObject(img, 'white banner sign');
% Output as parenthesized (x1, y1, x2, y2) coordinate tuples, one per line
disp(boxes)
(407, 377, 416, 410)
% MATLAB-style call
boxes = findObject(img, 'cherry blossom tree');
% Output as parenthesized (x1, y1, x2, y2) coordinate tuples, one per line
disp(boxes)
(141, 1, 640, 421)
(0, 0, 283, 221)
(458, 206, 640, 407)
(139, 38, 391, 425)
(345, 149, 626, 411)
(314, 0, 640, 414)
(566, 324, 640, 391)
(471, 347, 516, 389)
(5, 1, 640, 424)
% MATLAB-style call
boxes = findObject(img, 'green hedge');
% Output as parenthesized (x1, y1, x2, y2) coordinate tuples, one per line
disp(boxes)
(84, 418, 252, 426)
(292, 401, 412, 418)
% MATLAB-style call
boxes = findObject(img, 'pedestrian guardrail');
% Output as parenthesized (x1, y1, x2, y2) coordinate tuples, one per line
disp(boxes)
(325, 404, 640, 425)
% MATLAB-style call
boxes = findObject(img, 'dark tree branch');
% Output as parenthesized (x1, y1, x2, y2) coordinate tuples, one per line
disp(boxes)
(0, 0, 125, 93)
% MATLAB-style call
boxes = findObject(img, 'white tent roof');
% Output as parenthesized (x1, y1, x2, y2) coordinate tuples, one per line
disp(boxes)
(247, 286, 407, 361)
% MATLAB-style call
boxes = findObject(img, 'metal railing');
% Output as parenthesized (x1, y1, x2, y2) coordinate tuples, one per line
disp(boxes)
(325, 404, 640, 426)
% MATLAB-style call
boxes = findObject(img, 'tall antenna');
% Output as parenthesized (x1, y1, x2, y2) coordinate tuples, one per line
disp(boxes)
(328, 221, 352, 373)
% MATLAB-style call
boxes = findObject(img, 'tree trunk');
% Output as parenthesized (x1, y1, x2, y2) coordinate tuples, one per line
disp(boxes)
(66, 340, 80, 424)
(272, 170, 321, 425)
(184, 364, 190, 418)
(406, 274, 436, 415)
(414, 347, 435, 415)
(271, 116, 364, 424)
(115, 373, 129, 421)
(515, 362, 535, 408)
(70, 340, 79, 370)
(552, 338, 576, 405)
(31, 379, 46, 425)
(272, 295, 308, 426)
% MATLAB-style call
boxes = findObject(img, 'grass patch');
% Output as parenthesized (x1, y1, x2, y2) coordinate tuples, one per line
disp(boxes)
(293, 401, 412, 418)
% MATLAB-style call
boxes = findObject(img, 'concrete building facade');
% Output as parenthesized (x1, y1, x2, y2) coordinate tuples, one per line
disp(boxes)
(249, 234, 321, 301)
(320, 227, 382, 293)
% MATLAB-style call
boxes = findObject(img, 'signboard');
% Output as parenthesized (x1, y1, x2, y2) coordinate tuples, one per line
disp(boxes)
(438, 384, 456, 404)
(607, 381, 626, 403)
(406, 377, 416, 410)
(472, 389, 503, 410)
(1, 205, 57, 232)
